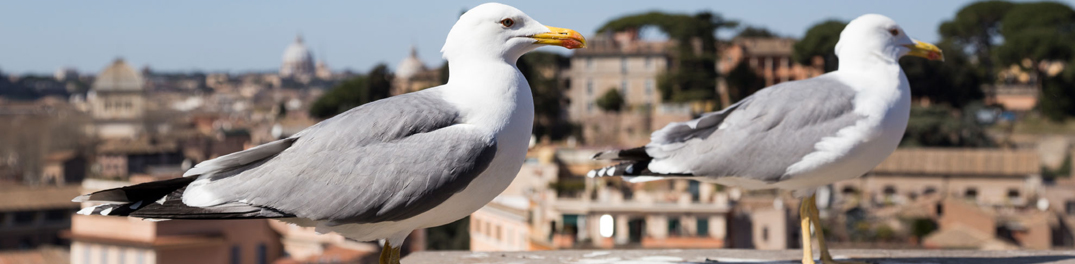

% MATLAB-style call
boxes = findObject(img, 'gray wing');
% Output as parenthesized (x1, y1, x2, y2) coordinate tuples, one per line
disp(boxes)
(645, 74, 863, 182)
(185, 88, 497, 224)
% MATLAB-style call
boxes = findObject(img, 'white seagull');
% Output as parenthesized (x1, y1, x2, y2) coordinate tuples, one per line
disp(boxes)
(73, 3, 585, 264)
(591, 14, 941, 264)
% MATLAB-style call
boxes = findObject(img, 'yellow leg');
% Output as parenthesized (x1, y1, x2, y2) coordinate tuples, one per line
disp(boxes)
(379, 240, 392, 264)
(390, 244, 402, 264)
(806, 195, 867, 264)
(800, 196, 816, 264)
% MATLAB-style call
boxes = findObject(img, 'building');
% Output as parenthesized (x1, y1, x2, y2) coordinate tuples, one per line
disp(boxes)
(824, 148, 1075, 250)
(470, 146, 731, 251)
(716, 37, 824, 106)
(834, 148, 1041, 208)
(565, 31, 691, 147)
(88, 59, 146, 139)
(280, 35, 316, 80)
(69, 179, 284, 264)
(41, 150, 87, 186)
(391, 46, 442, 96)
(0, 185, 81, 250)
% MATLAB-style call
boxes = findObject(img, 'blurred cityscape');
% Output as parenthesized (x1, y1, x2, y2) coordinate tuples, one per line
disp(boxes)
(3, 1, 1075, 264)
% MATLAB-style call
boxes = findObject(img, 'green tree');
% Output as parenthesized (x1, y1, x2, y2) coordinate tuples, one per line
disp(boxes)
(736, 26, 779, 38)
(425, 217, 470, 250)
(793, 20, 846, 73)
(725, 59, 765, 102)
(900, 40, 984, 108)
(994, 2, 1075, 120)
(595, 88, 625, 113)
(901, 104, 994, 148)
(598, 11, 737, 104)
(938, 1, 1014, 83)
(518, 51, 577, 142)
(1039, 60, 1075, 121)
(308, 64, 394, 119)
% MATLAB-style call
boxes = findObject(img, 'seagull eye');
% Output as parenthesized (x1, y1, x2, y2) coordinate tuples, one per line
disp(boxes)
(888, 28, 899, 36)
(500, 18, 515, 28)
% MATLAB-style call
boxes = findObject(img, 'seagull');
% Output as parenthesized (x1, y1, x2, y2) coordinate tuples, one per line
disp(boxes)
(73, 3, 584, 264)
(590, 14, 941, 264)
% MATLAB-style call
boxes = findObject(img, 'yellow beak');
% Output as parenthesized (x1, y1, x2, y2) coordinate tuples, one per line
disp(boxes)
(904, 40, 944, 61)
(530, 26, 586, 49)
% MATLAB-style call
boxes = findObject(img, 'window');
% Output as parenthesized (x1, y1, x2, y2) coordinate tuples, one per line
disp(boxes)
(13, 211, 35, 225)
(620, 80, 628, 98)
(964, 188, 978, 201)
(668, 218, 681, 236)
(762, 227, 770, 241)
(621, 57, 628, 74)
(882, 185, 896, 195)
(696, 218, 709, 237)
(841, 186, 858, 195)
(586, 57, 593, 69)
(83, 244, 91, 264)
(645, 56, 652, 68)
(1066, 201, 1075, 216)
(257, 243, 267, 264)
(496, 225, 502, 241)
(136, 250, 144, 264)
(923, 186, 937, 195)
(645, 79, 654, 95)
(44, 209, 68, 222)
(688, 181, 700, 202)
(119, 248, 126, 264)
(231, 245, 241, 264)
(586, 79, 593, 95)
(587, 102, 594, 112)
(1007, 188, 1020, 198)
(100, 246, 108, 264)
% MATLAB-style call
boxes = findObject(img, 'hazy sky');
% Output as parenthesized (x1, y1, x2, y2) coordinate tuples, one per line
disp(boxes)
(2, 0, 1070, 75)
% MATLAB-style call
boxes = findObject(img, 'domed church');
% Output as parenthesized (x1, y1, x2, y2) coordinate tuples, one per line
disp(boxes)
(280, 35, 316, 79)
(88, 58, 145, 139)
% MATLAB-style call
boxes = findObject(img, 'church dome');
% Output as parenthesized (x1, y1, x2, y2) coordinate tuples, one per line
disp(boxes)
(282, 35, 313, 64)
(281, 35, 315, 78)
(92, 58, 144, 91)
(396, 46, 427, 79)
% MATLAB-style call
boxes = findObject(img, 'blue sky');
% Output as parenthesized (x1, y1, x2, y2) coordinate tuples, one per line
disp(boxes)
(2, 0, 1071, 75)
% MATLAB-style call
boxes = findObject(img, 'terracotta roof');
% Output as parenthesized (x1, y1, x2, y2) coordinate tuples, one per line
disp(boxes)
(922, 224, 1018, 250)
(0, 185, 81, 211)
(872, 148, 1039, 176)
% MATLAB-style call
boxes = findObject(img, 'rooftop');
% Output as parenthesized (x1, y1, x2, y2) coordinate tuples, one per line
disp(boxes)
(404, 249, 1075, 264)
(871, 148, 1040, 176)
(0, 185, 81, 211)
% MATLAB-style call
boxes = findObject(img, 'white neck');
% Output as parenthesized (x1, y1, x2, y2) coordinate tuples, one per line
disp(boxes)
(439, 59, 533, 133)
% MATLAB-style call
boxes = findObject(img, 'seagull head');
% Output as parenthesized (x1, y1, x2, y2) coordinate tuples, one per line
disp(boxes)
(441, 3, 586, 64)
(835, 14, 943, 63)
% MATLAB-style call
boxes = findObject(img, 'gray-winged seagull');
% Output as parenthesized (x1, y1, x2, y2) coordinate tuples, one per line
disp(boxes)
(73, 3, 585, 264)
(590, 14, 941, 264)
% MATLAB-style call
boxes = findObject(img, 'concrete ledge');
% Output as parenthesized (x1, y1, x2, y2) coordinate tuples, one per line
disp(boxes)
(403, 249, 1075, 264)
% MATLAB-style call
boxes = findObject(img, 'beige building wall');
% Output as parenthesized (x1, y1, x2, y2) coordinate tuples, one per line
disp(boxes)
(70, 214, 282, 264)
(470, 203, 531, 252)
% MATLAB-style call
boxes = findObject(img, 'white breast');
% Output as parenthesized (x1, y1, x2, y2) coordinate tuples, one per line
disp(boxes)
(775, 67, 910, 191)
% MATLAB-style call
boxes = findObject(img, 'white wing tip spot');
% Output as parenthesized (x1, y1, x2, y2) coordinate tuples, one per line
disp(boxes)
(605, 168, 615, 176)
(100, 207, 113, 215)
(77, 207, 94, 215)
(587, 170, 596, 177)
